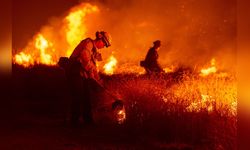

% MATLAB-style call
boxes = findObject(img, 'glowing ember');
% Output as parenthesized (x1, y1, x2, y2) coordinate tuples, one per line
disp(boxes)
(115, 63, 145, 74)
(103, 55, 117, 75)
(163, 65, 175, 73)
(230, 101, 237, 116)
(200, 58, 217, 76)
(116, 109, 126, 124)
(186, 94, 214, 113)
(13, 33, 56, 66)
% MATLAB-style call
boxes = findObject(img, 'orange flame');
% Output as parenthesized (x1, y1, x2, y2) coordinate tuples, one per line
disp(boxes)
(117, 109, 126, 124)
(163, 65, 175, 73)
(186, 94, 214, 113)
(13, 3, 99, 67)
(13, 52, 34, 67)
(103, 55, 118, 75)
(200, 58, 217, 76)
(35, 34, 55, 65)
(64, 3, 99, 56)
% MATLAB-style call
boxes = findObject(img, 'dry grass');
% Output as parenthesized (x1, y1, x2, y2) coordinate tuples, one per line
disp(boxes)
(102, 69, 237, 149)
(12, 64, 237, 149)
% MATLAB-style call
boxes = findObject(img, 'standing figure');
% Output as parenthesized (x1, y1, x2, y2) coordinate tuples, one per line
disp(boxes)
(67, 31, 111, 126)
(140, 40, 163, 74)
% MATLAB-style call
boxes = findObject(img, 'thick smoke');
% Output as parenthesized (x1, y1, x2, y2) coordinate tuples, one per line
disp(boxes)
(84, 0, 236, 70)
(14, 0, 236, 70)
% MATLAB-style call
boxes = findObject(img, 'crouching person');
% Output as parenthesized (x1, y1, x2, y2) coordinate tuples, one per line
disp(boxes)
(140, 40, 164, 74)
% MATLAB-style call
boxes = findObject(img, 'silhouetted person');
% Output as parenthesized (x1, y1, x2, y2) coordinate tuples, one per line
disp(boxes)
(67, 31, 111, 126)
(140, 40, 163, 74)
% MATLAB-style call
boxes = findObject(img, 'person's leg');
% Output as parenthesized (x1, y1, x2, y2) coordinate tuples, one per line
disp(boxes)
(82, 79, 94, 124)
(70, 94, 81, 126)
(69, 76, 83, 126)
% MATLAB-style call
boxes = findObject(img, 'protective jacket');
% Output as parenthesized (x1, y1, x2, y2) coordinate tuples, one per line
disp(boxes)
(69, 38, 101, 81)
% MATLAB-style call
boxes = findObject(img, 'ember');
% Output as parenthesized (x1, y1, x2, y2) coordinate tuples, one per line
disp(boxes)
(116, 109, 126, 124)
(64, 3, 99, 56)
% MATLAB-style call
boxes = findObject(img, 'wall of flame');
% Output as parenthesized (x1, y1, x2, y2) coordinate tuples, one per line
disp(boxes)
(12, 0, 236, 75)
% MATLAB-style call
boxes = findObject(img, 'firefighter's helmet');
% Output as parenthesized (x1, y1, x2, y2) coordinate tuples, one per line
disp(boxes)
(153, 40, 161, 47)
(96, 31, 112, 47)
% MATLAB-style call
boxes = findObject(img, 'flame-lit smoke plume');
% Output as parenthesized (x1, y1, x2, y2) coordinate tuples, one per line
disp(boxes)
(13, 3, 99, 67)
(90, 0, 236, 72)
(13, 0, 236, 74)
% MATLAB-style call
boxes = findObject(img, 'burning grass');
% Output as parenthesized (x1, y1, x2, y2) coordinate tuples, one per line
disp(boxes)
(12, 64, 237, 149)
(101, 69, 237, 149)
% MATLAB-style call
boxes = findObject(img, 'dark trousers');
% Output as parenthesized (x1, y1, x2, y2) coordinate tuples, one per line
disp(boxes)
(68, 75, 94, 125)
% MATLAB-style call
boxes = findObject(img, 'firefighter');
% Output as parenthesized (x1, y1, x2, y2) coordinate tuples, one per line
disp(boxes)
(67, 31, 111, 126)
(140, 40, 163, 74)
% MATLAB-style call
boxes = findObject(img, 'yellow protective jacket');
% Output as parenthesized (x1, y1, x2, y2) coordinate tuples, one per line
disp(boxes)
(69, 38, 100, 81)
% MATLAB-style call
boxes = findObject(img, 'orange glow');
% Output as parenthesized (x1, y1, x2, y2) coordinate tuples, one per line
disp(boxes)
(64, 3, 99, 56)
(13, 52, 34, 67)
(103, 55, 117, 75)
(186, 94, 214, 113)
(200, 58, 217, 76)
(13, 3, 99, 67)
(116, 109, 126, 124)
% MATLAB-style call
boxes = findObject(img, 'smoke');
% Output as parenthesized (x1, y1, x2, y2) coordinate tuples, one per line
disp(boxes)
(83, 0, 236, 70)
(14, 0, 236, 70)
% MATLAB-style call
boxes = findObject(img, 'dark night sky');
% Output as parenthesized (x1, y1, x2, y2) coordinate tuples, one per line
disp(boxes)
(12, 0, 81, 50)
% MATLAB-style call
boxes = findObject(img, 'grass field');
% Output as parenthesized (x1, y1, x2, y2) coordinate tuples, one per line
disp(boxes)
(7, 64, 237, 150)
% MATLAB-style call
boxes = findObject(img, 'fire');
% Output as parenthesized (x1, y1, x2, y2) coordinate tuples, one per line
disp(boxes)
(64, 3, 99, 56)
(13, 52, 34, 67)
(13, 3, 99, 67)
(13, 34, 56, 66)
(35, 34, 55, 65)
(163, 65, 175, 73)
(116, 109, 126, 124)
(103, 55, 118, 75)
(200, 58, 217, 76)
(186, 94, 214, 113)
